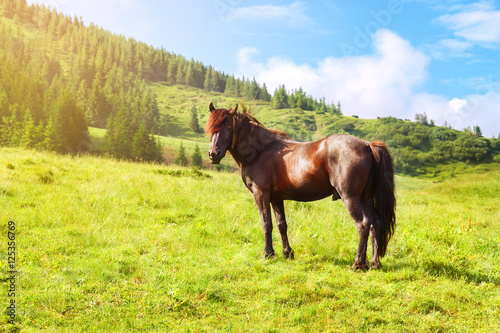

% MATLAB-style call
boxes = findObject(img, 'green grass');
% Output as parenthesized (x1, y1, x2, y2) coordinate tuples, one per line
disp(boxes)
(2, 147, 499, 332)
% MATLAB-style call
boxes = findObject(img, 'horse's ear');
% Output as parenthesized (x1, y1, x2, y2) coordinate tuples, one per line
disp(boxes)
(209, 102, 215, 112)
(229, 104, 238, 115)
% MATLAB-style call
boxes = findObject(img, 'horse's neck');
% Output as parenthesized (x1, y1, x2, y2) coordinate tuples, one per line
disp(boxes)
(230, 125, 277, 167)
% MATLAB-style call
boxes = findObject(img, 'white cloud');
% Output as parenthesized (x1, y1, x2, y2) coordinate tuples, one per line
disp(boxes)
(238, 29, 428, 118)
(236, 28, 500, 137)
(423, 38, 474, 59)
(236, 47, 263, 74)
(404, 92, 500, 138)
(448, 97, 468, 112)
(225, 1, 314, 27)
(457, 92, 500, 137)
(437, 1, 500, 44)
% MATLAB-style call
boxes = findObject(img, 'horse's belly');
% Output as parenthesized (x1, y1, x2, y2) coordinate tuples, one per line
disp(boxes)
(272, 177, 334, 202)
(270, 140, 334, 202)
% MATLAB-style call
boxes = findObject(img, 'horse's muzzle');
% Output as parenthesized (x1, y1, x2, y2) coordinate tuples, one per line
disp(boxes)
(208, 149, 224, 164)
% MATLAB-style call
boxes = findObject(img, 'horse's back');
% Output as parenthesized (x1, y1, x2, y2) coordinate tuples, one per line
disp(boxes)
(325, 134, 371, 156)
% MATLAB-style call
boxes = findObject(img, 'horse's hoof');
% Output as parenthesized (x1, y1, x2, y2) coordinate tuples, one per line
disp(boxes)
(370, 262, 382, 270)
(351, 262, 369, 271)
(264, 251, 277, 259)
(283, 249, 294, 259)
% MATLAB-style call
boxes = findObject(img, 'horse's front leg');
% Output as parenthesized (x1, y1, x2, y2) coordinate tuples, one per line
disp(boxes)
(254, 191, 275, 258)
(271, 200, 294, 259)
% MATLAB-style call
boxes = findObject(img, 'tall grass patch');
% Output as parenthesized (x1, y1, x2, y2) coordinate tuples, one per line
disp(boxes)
(1, 147, 499, 332)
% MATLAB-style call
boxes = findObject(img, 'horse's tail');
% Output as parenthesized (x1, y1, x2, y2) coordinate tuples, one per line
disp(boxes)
(370, 140, 396, 258)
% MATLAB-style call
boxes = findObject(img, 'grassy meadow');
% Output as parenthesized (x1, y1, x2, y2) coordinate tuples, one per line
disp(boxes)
(1, 147, 499, 332)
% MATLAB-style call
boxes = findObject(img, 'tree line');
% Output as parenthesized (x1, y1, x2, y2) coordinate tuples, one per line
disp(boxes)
(272, 85, 341, 114)
(323, 114, 500, 174)
(0, 0, 340, 162)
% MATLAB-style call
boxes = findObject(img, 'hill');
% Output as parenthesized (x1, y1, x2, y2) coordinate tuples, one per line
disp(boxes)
(1, 0, 499, 178)
(148, 82, 500, 178)
(1, 147, 499, 331)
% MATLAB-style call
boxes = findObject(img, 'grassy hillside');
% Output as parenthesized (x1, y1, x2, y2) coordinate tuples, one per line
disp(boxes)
(2, 2, 499, 177)
(1, 147, 499, 332)
(148, 82, 500, 178)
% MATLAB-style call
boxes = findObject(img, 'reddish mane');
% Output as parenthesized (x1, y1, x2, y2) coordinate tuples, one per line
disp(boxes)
(205, 106, 289, 140)
(205, 109, 230, 136)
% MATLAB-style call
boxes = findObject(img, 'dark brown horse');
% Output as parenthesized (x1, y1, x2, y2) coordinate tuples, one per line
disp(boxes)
(205, 103, 396, 270)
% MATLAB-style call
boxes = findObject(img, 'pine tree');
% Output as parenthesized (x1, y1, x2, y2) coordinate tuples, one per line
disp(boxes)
(174, 142, 189, 166)
(212, 70, 223, 92)
(318, 97, 327, 114)
(103, 107, 134, 159)
(152, 136, 163, 162)
(223, 76, 232, 95)
(204, 67, 213, 91)
(167, 57, 177, 83)
(415, 112, 429, 125)
(176, 60, 185, 84)
(260, 83, 270, 101)
(250, 78, 259, 100)
(1, 103, 23, 146)
(191, 144, 203, 168)
(224, 75, 239, 97)
(40, 119, 57, 151)
(294, 88, 308, 109)
(272, 85, 288, 109)
(103, 114, 117, 155)
(185, 59, 195, 86)
(132, 123, 163, 162)
(21, 111, 39, 148)
(50, 87, 89, 153)
(193, 61, 205, 88)
(132, 123, 150, 160)
(473, 125, 482, 137)
(190, 106, 201, 134)
(0, 91, 8, 118)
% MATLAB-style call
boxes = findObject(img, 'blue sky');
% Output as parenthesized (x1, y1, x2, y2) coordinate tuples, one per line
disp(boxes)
(28, 0, 500, 137)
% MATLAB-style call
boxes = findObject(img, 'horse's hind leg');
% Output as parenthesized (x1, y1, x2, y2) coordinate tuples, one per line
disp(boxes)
(344, 197, 370, 270)
(272, 200, 294, 259)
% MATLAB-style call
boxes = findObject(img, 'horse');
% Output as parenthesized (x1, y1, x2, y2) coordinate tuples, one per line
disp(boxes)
(205, 102, 396, 270)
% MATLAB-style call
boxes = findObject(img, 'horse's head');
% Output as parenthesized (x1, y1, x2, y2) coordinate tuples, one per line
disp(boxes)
(205, 102, 238, 164)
